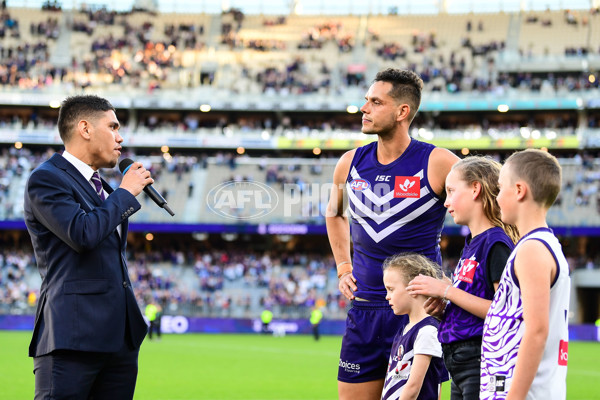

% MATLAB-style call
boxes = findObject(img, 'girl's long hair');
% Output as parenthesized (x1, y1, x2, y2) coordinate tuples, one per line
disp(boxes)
(453, 156, 520, 243)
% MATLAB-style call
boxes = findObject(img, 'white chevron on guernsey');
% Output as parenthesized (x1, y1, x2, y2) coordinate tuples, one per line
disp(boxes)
(348, 198, 439, 243)
(347, 184, 431, 225)
(348, 167, 424, 207)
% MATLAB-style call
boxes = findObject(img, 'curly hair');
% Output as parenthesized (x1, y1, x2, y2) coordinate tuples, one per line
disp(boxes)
(382, 252, 443, 284)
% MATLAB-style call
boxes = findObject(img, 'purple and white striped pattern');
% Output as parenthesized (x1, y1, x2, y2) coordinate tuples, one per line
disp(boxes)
(480, 266, 523, 398)
(480, 228, 570, 400)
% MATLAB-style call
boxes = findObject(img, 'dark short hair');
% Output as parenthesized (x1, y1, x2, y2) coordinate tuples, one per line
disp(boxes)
(57, 95, 115, 143)
(374, 68, 423, 122)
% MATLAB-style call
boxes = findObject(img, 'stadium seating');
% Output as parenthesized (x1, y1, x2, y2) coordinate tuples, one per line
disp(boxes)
(0, 245, 348, 319)
(517, 9, 600, 57)
(2, 6, 599, 95)
(2, 148, 599, 228)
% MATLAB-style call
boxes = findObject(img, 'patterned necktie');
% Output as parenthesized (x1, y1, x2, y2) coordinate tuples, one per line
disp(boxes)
(91, 171, 106, 201)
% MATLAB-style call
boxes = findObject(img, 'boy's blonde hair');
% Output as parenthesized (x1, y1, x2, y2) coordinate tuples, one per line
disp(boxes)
(382, 253, 443, 284)
(453, 156, 519, 243)
(505, 149, 562, 209)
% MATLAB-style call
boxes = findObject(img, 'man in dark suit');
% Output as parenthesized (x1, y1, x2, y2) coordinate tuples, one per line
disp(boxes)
(24, 95, 153, 399)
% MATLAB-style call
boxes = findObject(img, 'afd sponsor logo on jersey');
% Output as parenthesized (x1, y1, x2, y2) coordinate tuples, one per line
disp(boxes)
(349, 179, 371, 191)
(394, 176, 421, 198)
(457, 256, 479, 283)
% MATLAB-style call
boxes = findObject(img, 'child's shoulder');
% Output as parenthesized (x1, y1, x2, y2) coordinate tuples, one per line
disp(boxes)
(481, 226, 514, 245)
(513, 228, 561, 278)
(418, 316, 441, 330)
(402, 316, 440, 337)
(515, 227, 558, 250)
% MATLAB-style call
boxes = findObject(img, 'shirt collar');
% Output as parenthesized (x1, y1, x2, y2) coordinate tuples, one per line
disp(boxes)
(62, 150, 96, 182)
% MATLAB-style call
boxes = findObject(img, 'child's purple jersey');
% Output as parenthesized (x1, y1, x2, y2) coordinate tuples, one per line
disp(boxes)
(438, 227, 514, 344)
(382, 316, 448, 400)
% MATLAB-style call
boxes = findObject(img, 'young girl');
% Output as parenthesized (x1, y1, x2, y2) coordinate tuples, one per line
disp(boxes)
(406, 156, 519, 400)
(381, 253, 448, 400)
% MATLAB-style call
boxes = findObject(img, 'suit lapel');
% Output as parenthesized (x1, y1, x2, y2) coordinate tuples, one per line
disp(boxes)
(51, 153, 128, 247)
(49, 153, 102, 206)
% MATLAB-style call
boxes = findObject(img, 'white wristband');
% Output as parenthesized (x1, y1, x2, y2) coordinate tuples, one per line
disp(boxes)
(442, 284, 451, 301)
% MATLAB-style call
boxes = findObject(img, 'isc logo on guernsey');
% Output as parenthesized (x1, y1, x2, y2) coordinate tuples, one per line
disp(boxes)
(339, 359, 360, 373)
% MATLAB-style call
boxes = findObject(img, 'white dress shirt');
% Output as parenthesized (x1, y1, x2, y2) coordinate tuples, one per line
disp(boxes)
(61, 150, 121, 237)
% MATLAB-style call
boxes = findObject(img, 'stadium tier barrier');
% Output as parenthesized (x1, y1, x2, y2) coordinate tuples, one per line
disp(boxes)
(3, 152, 600, 227)
(1, 314, 599, 340)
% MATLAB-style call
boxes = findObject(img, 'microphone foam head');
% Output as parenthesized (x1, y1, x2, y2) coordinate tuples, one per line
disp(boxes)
(119, 158, 134, 174)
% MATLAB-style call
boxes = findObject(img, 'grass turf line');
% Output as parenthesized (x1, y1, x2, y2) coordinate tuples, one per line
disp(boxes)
(1, 331, 599, 399)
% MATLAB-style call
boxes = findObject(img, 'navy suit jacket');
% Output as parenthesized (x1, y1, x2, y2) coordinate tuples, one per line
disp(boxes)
(24, 153, 148, 357)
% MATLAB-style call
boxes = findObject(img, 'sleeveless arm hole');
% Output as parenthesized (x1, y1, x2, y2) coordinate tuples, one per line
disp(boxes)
(526, 238, 561, 288)
(426, 146, 459, 200)
(485, 242, 512, 292)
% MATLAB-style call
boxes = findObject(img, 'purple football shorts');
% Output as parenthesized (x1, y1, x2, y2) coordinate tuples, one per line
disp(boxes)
(338, 300, 408, 383)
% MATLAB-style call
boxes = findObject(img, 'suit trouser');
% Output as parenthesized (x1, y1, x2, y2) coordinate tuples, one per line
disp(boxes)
(33, 340, 139, 400)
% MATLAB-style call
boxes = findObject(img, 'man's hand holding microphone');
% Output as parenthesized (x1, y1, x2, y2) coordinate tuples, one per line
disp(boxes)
(119, 158, 175, 216)
(119, 161, 153, 196)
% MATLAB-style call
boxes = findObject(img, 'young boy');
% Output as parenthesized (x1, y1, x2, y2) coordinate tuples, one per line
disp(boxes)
(480, 149, 570, 400)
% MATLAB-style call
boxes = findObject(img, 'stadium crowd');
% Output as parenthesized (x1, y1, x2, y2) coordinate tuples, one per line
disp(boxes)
(2, 145, 600, 224)
(0, 238, 597, 319)
(0, 106, 582, 139)
(0, 244, 350, 319)
(0, 5, 599, 94)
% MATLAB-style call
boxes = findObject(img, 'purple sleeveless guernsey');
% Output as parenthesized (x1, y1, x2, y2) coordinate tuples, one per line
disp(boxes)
(438, 227, 514, 344)
(382, 316, 448, 400)
(347, 139, 446, 301)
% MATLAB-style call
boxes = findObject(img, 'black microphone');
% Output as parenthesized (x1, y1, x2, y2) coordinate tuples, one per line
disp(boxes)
(119, 158, 175, 217)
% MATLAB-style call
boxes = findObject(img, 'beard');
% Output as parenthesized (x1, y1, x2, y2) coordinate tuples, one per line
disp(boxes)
(361, 116, 396, 139)
(362, 125, 394, 140)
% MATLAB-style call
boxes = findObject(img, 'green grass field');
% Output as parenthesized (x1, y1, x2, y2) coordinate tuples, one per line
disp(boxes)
(1, 331, 599, 400)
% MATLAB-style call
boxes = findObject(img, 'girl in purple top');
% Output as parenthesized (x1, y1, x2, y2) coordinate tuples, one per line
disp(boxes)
(406, 156, 519, 400)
